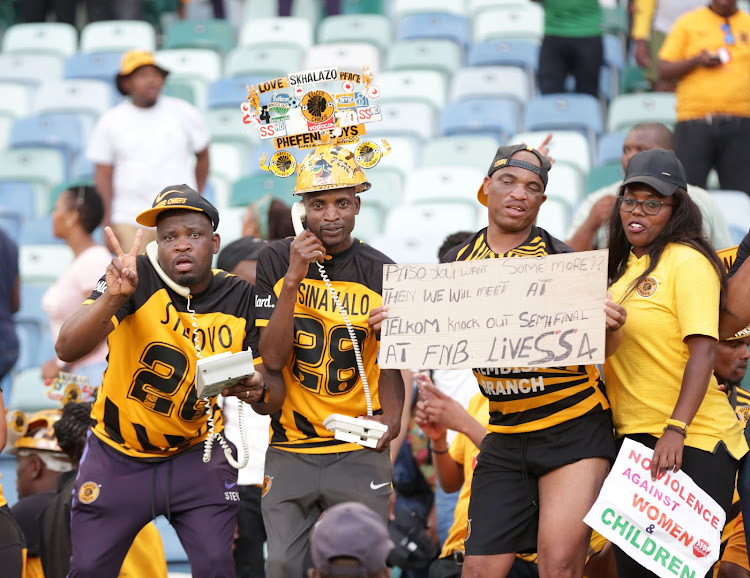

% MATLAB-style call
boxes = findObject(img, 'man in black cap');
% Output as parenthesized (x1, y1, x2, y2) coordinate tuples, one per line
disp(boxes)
(55, 185, 283, 577)
(439, 145, 625, 577)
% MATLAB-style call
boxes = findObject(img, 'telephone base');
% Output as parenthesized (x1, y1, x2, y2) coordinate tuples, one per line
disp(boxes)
(196, 350, 255, 398)
(323, 414, 388, 449)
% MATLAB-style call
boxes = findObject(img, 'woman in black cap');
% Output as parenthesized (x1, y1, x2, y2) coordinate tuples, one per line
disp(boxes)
(604, 148, 747, 577)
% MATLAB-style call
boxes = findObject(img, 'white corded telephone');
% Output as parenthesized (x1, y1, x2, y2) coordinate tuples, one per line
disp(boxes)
(290, 204, 387, 448)
(146, 241, 251, 469)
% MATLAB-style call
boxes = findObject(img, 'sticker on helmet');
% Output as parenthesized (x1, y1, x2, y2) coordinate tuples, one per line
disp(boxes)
(355, 141, 382, 169)
(301, 90, 335, 124)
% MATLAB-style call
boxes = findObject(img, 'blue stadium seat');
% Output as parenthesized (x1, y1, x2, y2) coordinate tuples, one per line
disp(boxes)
(207, 76, 266, 109)
(0, 181, 36, 221)
(14, 318, 46, 372)
(467, 39, 538, 74)
(33, 79, 113, 119)
(0, 456, 19, 507)
(0, 211, 22, 239)
(17, 282, 51, 326)
(153, 515, 191, 574)
(596, 130, 627, 166)
(439, 97, 519, 142)
(20, 216, 62, 246)
(0, 53, 64, 87)
(64, 51, 123, 85)
(9, 367, 59, 414)
(9, 114, 84, 172)
(398, 12, 471, 46)
(523, 94, 603, 136)
(712, 191, 750, 243)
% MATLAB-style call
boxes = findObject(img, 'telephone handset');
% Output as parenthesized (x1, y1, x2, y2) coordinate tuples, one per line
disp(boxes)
(289, 202, 385, 447)
(146, 241, 250, 468)
(146, 241, 190, 298)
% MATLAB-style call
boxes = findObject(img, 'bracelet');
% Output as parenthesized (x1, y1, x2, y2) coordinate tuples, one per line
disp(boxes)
(666, 418, 688, 432)
(428, 440, 449, 454)
(663, 424, 687, 439)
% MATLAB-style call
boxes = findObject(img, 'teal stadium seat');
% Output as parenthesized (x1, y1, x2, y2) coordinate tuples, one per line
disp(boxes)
(391, 0, 466, 21)
(585, 163, 623, 196)
(0, 148, 67, 192)
(163, 19, 235, 53)
(607, 93, 677, 133)
(230, 173, 295, 207)
(340, 0, 386, 14)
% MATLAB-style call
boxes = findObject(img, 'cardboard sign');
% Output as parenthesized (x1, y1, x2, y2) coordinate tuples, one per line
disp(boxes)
(379, 250, 608, 370)
(585, 438, 723, 578)
(717, 245, 739, 274)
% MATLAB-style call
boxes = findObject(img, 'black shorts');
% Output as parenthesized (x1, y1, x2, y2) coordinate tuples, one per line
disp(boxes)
(464, 410, 616, 556)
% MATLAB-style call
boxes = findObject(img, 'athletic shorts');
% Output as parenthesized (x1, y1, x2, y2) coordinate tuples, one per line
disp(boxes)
(465, 410, 616, 556)
(721, 511, 750, 571)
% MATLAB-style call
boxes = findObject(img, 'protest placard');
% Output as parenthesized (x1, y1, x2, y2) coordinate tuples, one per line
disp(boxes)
(379, 250, 608, 370)
(584, 438, 723, 578)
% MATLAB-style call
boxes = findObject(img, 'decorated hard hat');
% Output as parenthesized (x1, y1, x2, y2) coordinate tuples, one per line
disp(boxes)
(293, 145, 371, 196)
(13, 409, 63, 453)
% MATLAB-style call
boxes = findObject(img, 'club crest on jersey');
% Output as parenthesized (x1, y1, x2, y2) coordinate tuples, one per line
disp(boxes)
(262, 475, 272, 497)
(79, 481, 100, 504)
(636, 277, 658, 298)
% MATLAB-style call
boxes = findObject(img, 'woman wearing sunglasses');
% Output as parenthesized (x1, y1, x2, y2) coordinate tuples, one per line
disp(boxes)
(603, 149, 747, 577)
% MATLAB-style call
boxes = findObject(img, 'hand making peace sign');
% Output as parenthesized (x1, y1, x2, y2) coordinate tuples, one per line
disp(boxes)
(104, 226, 143, 299)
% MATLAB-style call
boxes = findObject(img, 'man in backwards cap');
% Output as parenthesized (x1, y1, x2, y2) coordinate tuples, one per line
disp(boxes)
(56, 185, 283, 577)
(86, 50, 210, 250)
(438, 145, 625, 577)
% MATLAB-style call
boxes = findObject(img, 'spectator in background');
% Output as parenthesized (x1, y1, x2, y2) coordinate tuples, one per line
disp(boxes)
(631, 0, 705, 92)
(0, 229, 19, 384)
(41, 186, 111, 387)
(21, 0, 76, 25)
(308, 502, 393, 578)
(658, 0, 750, 196)
(217, 235, 270, 578)
(566, 123, 732, 251)
(87, 50, 210, 251)
(532, 0, 603, 96)
(242, 197, 295, 242)
(87, 0, 143, 20)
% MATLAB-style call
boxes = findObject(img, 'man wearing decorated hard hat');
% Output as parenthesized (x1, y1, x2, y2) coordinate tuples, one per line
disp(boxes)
(86, 49, 210, 252)
(253, 144, 405, 577)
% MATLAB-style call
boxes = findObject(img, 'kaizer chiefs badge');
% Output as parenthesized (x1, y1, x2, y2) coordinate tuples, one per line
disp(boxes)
(261, 475, 272, 497)
(354, 141, 381, 169)
(268, 151, 296, 178)
(79, 481, 100, 504)
(301, 90, 334, 124)
(636, 277, 658, 298)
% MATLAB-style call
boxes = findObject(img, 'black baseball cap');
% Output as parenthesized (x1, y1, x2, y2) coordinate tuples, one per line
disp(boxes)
(620, 148, 687, 197)
(477, 144, 552, 206)
(217, 236, 268, 272)
(136, 184, 220, 231)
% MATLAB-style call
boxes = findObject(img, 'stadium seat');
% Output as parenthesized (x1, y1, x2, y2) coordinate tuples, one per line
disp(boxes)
(384, 202, 479, 237)
(20, 215, 62, 245)
(365, 102, 436, 140)
(365, 167, 405, 211)
(359, 135, 423, 176)
(585, 162, 623, 195)
(596, 130, 627, 166)
(0, 148, 67, 191)
(9, 114, 84, 172)
(14, 319, 47, 372)
(370, 231, 445, 264)
(340, 0, 385, 14)
(522, 94, 603, 144)
(397, 12, 471, 47)
(153, 516, 190, 574)
(214, 206, 246, 247)
(207, 76, 266, 109)
(204, 108, 261, 147)
(422, 135, 500, 172)
(230, 173, 295, 207)
(0, 116, 11, 149)
(354, 203, 385, 243)
(64, 51, 123, 84)
(0, 210, 22, 239)
(535, 197, 572, 240)
(303, 42, 381, 73)
(17, 282, 51, 325)
(164, 77, 205, 109)
(0, 81, 33, 119)
(32, 79, 113, 119)
(601, 5, 629, 40)
(73, 156, 95, 180)
(385, 39, 462, 76)
(242, 0, 278, 21)
(378, 70, 448, 110)
(391, 0, 467, 20)
(450, 66, 531, 104)
(439, 97, 519, 142)
(20, 244, 74, 282)
(0, 181, 38, 220)
(0, 456, 19, 507)
(603, 33, 625, 74)
(317, 14, 391, 52)
(468, 0, 533, 17)
(712, 191, 750, 240)
(0, 54, 64, 86)
(239, 17, 313, 51)
(607, 93, 677, 133)
(544, 164, 584, 208)
(404, 167, 484, 205)
(79, 20, 157, 53)
(467, 39, 539, 76)
(291, 0, 324, 29)
(209, 142, 252, 184)
(225, 45, 304, 78)
(511, 129, 592, 176)
(472, 4, 544, 44)
(9, 367, 62, 413)
(620, 64, 650, 94)
(155, 48, 223, 83)
(1, 22, 78, 58)
(162, 19, 235, 53)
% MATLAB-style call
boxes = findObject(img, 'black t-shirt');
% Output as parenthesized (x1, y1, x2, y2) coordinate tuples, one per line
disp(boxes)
(728, 230, 750, 278)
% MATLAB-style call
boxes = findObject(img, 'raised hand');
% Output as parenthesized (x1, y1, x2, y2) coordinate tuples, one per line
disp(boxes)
(104, 226, 142, 299)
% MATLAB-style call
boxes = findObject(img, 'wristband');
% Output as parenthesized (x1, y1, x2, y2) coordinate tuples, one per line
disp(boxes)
(428, 440, 449, 455)
(666, 418, 688, 431)
(663, 424, 687, 439)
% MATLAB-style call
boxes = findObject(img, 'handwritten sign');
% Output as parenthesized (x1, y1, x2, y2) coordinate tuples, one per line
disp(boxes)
(718, 245, 739, 274)
(584, 439, 723, 578)
(379, 250, 608, 370)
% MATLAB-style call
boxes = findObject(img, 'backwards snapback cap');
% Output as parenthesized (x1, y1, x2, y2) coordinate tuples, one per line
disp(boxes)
(620, 148, 687, 197)
(136, 184, 219, 231)
(310, 502, 394, 576)
(477, 144, 552, 206)
(116, 50, 169, 95)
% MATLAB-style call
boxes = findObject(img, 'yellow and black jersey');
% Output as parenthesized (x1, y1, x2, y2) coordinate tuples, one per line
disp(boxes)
(442, 227, 610, 434)
(87, 255, 262, 460)
(255, 238, 391, 454)
(732, 386, 750, 426)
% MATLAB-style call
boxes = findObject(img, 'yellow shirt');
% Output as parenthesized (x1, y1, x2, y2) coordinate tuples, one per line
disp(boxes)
(605, 243, 747, 459)
(440, 393, 489, 558)
(632, 0, 656, 40)
(119, 523, 168, 577)
(659, 7, 750, 120)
